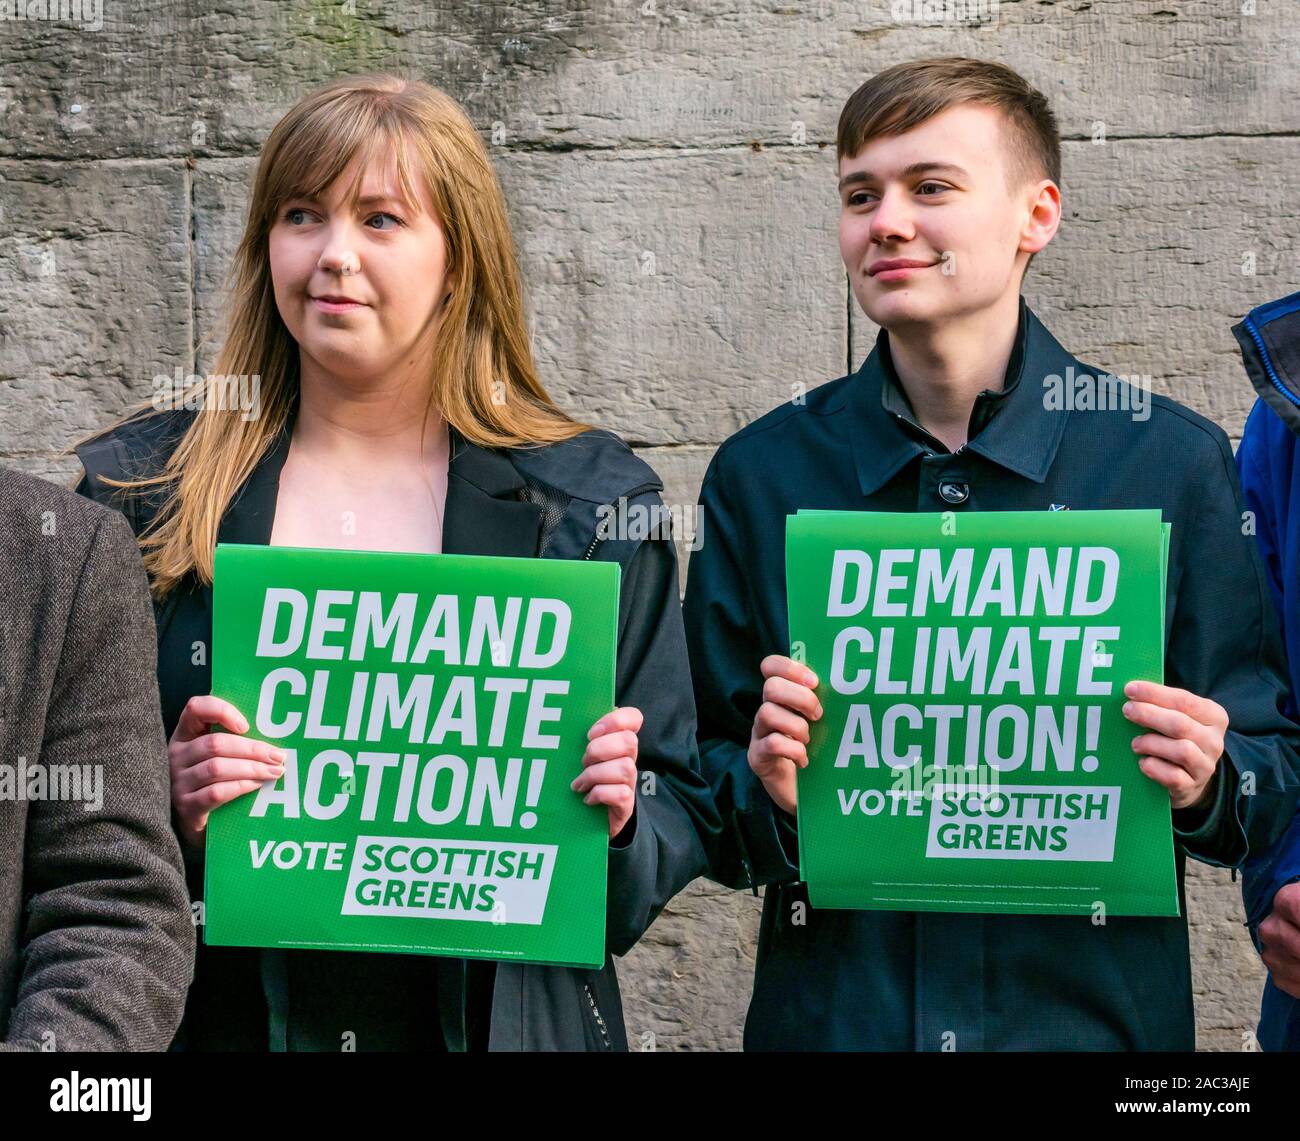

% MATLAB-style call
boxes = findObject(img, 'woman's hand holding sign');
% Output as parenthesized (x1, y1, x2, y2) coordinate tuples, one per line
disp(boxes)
(1122, 680, 1228, 810)
(169, 695, 286, 853)
(575, 707, 644, 839)
(747, 655, 823, 815)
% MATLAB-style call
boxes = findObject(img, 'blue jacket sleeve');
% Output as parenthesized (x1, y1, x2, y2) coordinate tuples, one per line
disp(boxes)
(1237, 402, 1300, 937)
(1237, 401, 1289, 705)
(1243, 808, 1300, 942)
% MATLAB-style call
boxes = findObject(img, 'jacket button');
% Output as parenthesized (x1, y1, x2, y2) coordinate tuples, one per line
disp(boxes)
(939, 480, 970, 505)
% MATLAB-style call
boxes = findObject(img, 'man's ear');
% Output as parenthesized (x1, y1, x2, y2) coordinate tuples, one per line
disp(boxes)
(1020, 179, 1062, 256)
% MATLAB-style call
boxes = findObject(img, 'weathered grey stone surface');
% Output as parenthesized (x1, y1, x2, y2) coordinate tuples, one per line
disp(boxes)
(0, 159, 191, 468)
(2, 0, 1295, 1052)
(1, 2, 1296, 158)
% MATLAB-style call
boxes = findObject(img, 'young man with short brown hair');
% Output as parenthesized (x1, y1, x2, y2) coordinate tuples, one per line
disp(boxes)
(684, 56, 1300, 1050)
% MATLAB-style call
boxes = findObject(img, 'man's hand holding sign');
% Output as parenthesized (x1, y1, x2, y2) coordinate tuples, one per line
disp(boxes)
(750, 666, 1228, 816)
(1123, 681, 1227, 813)
(748, 657, 820, 817)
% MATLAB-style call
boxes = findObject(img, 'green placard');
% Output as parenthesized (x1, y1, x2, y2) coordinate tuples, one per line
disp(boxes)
(204, 543, 619, 968)
(786, 509, 1177, 917)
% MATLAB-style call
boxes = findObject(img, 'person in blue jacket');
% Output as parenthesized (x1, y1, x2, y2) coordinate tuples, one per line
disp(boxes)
(1233, 289, 1300, 1051)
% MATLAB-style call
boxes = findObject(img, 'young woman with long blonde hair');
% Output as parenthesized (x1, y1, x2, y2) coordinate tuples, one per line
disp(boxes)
(74, 73, 716, 1052)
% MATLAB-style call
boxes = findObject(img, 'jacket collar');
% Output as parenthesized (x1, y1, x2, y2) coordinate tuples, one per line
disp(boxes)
(846, 297, 1075, 496)
(215, 401, 542, 559)
(1233, 290, 1300, 436)
(443, 428, 543, 558)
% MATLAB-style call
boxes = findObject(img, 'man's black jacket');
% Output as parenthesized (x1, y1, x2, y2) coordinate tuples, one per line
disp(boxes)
(683, 299, 1300, 1050)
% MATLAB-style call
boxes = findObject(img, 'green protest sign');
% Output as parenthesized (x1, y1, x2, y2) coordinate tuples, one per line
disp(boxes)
(204, 543, 618, 968)
(786, 509, 1177, 917)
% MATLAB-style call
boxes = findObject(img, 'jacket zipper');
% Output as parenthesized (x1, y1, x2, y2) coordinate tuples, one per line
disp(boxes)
(582, 982, 612, 1049)
(1244, 313, 1300, 409)
(582, 483, 664, 560)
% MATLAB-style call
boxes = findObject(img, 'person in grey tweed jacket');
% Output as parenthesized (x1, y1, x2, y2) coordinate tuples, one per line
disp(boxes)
(0, 465, 195, 1050)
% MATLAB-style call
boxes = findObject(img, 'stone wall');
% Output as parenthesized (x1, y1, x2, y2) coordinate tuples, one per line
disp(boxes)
(2, 0, 1295, 1051)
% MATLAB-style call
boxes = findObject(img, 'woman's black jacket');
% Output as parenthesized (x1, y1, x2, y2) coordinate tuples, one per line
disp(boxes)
(75, 405, 718, 1051)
